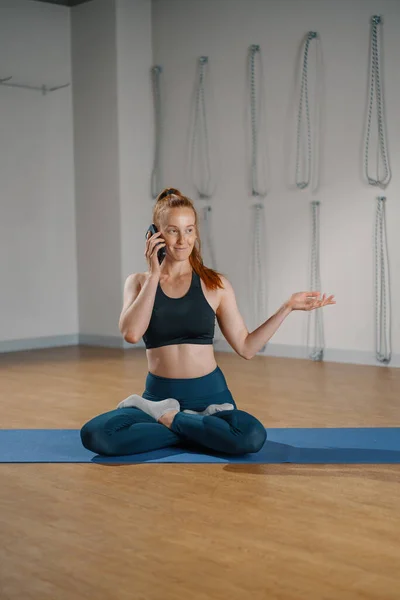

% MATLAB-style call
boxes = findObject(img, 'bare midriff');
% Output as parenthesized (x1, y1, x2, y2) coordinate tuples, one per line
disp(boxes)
(146, 344, 218, 379)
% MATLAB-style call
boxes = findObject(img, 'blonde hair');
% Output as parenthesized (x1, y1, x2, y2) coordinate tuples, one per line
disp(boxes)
(153, 188, 224, 291)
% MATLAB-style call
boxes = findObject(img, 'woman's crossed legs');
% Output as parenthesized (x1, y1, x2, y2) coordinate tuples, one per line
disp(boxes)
(80, 407, 266, 457)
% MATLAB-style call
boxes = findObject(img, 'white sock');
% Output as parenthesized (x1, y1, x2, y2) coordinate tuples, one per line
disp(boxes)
(117, 394, 180, 421)
(183, 403, 234, 416)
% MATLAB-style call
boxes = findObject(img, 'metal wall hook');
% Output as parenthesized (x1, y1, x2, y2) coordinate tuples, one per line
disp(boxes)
(0, 76, 70, 94)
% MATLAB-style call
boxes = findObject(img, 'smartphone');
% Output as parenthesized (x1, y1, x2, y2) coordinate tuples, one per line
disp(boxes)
(146, 223, 166, 264)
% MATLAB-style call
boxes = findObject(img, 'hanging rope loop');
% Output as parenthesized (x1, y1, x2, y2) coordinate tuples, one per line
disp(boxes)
(249, 202, 267, 352)
(295, 31, 319, 191)
(364, 15, 391, 189)
(374, 195, 391, 364)
(190, 55, 214, 200)
(249, 44, 267, 198)
(151, 65, 163, 199)
(307, 200, 324, 361)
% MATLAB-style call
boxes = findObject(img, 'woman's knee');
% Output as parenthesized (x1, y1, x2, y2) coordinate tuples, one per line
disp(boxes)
(227, 411, 267, 454)
(80, 419, 117, 456)
(241, 421, 267, 453)
(80, 419, 93, 447)
(212, 410, 266, 454)
(80, 421, 103, 455)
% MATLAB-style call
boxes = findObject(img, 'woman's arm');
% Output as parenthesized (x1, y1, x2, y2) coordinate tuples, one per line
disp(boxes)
(241, 303, 292, 359)
(119, 273, 160, 343)
(216, 277, 335, 360)
(216, 277, 291, 359)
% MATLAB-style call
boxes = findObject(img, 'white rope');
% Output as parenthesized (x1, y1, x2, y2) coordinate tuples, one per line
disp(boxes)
(294, 32, 322, 194)
(249, 203, 267, 352)
(151, 65, 163, 199)
(307, 201, 325, 361)
(201, 206, 217, 271)
(247, 45, 268, 351)
(364, 16, 391, 189)
(190, 56, 214, 200)
(374, 196, 391, 364)
(248, 45, 268, 198)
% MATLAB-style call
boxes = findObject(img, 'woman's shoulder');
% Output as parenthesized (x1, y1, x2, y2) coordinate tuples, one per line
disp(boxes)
(125, 272, 149, 291)
(217, 274, 234, 300)
(203, 271, 231, 291)
(202, 272, 232, 310)
(217, 273, 230, 288)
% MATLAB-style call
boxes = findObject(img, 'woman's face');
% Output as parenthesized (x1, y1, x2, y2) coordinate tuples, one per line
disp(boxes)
(161, 208, 197, 260)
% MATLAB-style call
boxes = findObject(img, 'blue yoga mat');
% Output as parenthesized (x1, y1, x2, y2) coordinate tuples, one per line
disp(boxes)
(0, 428, 400, 463)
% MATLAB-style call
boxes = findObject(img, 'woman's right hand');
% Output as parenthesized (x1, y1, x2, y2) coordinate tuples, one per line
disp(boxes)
(145, 231, 166, 275)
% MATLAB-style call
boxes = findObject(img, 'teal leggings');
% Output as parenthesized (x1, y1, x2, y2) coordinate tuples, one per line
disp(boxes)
(80, 366, 266, 456)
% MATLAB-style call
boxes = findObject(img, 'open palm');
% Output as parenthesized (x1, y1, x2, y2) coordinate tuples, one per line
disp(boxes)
(288, 291, 336, 311)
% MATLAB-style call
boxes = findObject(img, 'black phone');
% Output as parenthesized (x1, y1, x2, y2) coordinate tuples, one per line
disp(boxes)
(146, 223, 166, 264)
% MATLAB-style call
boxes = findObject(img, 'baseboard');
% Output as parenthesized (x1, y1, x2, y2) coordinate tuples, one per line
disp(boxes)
(0, 334, 397, 367)
(0, 334, 79, 353)
(212, 339, 399, 368)
(0, 334, 137, 353)
(79, 334, 128, 349)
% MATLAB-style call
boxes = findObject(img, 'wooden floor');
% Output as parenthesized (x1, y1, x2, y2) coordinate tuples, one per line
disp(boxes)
(1, 346, 400, 600)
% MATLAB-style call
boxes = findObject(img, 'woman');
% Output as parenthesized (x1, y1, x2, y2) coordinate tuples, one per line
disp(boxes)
(80, 188, 335, 457)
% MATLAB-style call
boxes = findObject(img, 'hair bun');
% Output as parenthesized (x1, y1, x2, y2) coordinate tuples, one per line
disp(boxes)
(157, 187, 181, 201)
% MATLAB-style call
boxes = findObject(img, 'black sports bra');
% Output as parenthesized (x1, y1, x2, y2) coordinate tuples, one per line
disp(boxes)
(142, 270, 216, 349)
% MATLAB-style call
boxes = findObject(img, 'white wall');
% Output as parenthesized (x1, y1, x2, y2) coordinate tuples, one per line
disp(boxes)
(116, 0, 153, 282)
(0, 0, 154, 352)
(152, 0, 400, 365)
(71, 0, 123, 343)
(0, 0, 76, 349)
(71, 0, 153, 347)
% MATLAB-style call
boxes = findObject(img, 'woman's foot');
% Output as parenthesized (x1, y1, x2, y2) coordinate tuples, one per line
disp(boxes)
(117, 394, 180, 421)
(158, 410, 179, 429)
(183, 403, 234, 416)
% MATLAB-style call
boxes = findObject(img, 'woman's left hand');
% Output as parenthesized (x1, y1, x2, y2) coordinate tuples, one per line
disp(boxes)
(287, 291, 336, 311)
